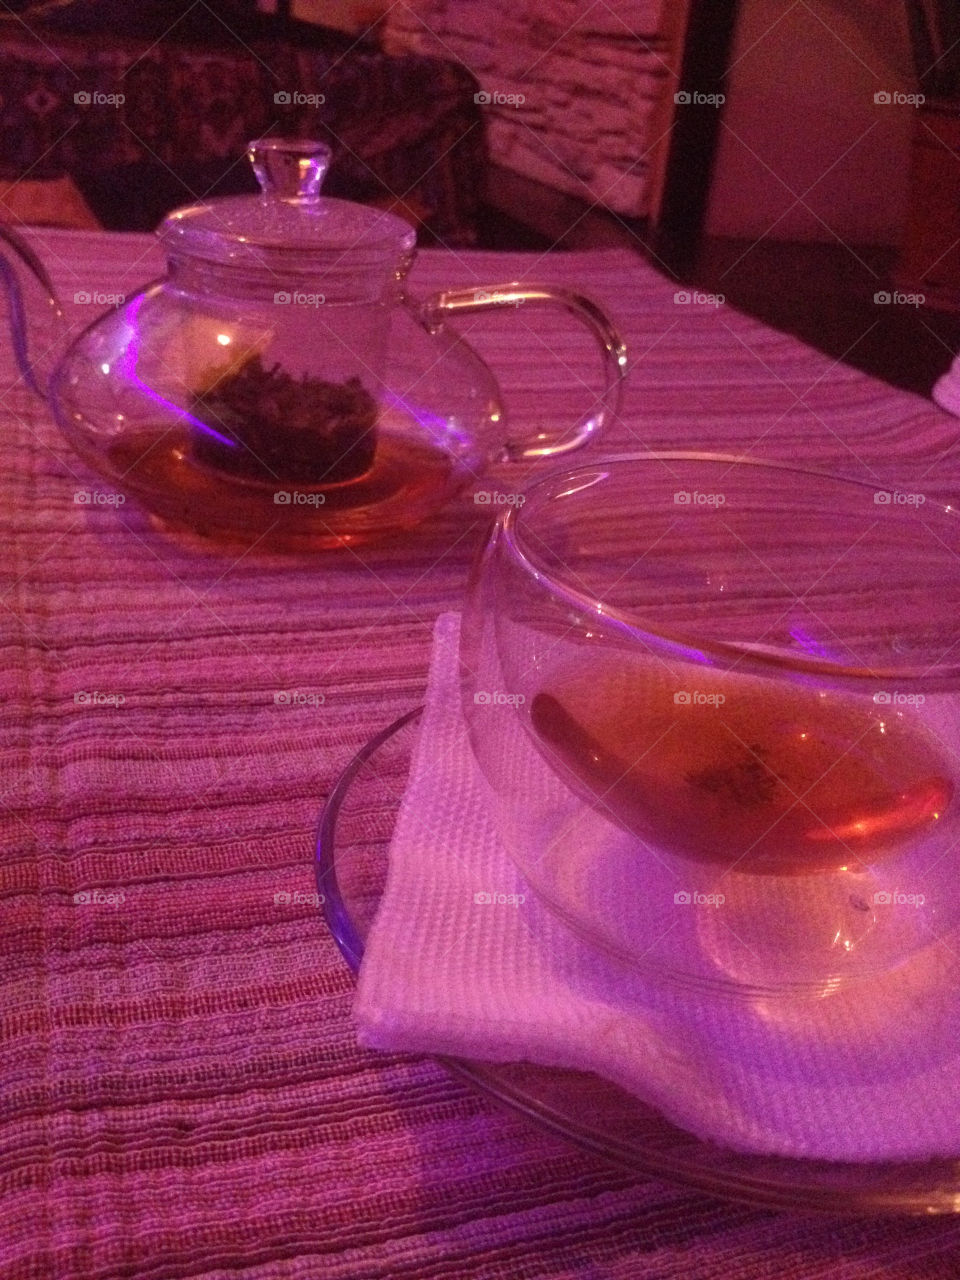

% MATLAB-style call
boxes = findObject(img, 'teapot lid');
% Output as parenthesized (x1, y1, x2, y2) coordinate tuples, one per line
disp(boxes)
(159, 138, 416, 272)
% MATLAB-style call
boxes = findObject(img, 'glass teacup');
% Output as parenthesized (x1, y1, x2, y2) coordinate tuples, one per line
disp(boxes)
(461, 454, 960, 999)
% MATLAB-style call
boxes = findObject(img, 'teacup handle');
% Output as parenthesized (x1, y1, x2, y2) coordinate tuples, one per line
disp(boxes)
(420, 283, 627, 461)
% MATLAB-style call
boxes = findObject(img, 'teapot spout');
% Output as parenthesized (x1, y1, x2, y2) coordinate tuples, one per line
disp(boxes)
(0, 224, 68, 400)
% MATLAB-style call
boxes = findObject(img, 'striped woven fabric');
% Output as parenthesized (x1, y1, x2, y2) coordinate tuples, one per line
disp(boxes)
(3, 228, 960, 1278)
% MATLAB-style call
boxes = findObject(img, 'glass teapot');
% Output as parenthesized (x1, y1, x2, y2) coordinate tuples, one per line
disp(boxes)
(0, 138, 627, 551)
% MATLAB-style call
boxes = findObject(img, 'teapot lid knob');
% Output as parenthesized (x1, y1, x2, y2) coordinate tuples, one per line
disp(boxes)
(247, 137, 332, 201)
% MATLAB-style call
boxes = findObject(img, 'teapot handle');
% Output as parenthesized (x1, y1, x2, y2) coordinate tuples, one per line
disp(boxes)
(419, 283, 627, 461)
(0, 223, 68, 400)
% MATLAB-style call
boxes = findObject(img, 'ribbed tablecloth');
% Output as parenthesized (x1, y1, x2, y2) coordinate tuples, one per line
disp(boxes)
(4, 229, 960, 1280)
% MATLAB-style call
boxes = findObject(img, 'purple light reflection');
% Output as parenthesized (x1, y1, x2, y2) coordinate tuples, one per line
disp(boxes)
(115, 291, 238, 452)
(788, 625, 837, 663)
(588, 605, 716, 670)
(382, 387, 471, 450)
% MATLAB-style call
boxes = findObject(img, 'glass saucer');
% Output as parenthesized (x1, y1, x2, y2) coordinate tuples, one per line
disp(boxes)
(315, 708, 960, 1215)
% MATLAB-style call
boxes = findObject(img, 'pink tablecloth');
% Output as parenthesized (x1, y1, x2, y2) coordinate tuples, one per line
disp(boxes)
(3, 229, 960, 1279)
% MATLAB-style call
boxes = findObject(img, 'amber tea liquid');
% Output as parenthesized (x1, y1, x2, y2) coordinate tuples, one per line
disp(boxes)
(104, 414, 462, 550)
(531, 657, 952, 876)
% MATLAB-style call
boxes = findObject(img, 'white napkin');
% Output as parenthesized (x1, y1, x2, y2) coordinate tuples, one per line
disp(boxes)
(355, 614, 960, 1161)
